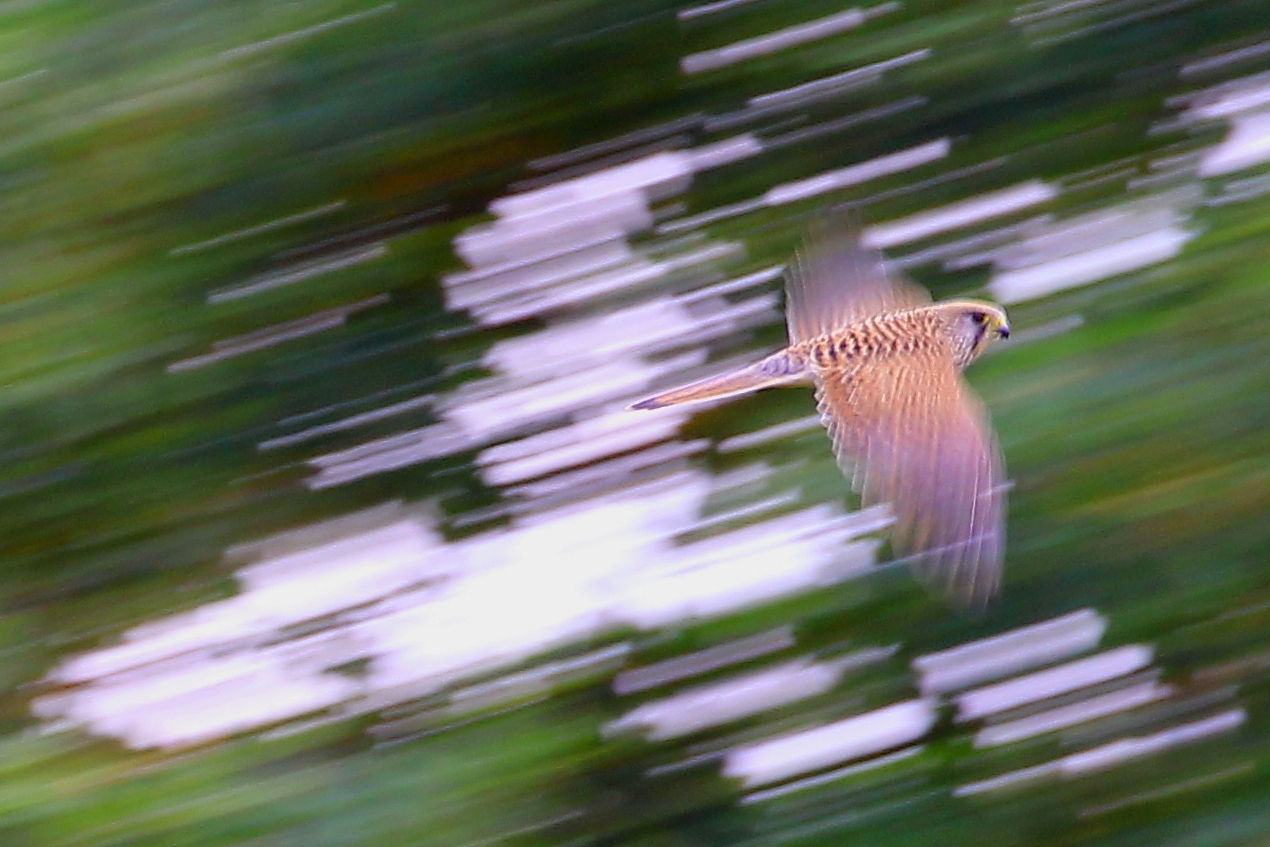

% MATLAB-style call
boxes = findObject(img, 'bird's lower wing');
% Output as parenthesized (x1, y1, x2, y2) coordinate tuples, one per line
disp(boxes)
(815, 354, 1006, 607)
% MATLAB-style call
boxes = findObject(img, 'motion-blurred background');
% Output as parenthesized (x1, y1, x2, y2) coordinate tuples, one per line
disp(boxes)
(3, 0, 1270, 844)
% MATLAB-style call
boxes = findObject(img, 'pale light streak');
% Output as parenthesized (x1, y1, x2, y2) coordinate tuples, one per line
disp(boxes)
(741, 746, 923, 804)
(448, 643, 632, 713)
(955, 645, 1154, 721)
(1061, 709, 1245, 775)
(472, 244, 746, 325)
(680, 5, 898, 75)
(486, 136, 760, 228)
(258, 393, 435, 451)
(508, 440, 709, 501)
(1079, 764, 1255, 817)
(956, 708, 1245, 795)
(1181, 40, 1270, 77)
(746, 49, 931, 110)
(862, 181, 1057, 249)
(1185, 71, 1270, 121)
(723, 699, 936, 787)
(613, 627, 795, 695)
(37, 473, 880, 748)
(444, 235, 632, 293)
(762, 140, 951, 206)
(717, 415, 823, 453)
(678, 0, 767, 21)
(528, 115, 705, 172)
(478, 411, 688, 486)
(305, 423, 470, 489)
(170, 201, 346, 256)
(608, 658, 848, 740)
(990, 227, 1191, 303)
(216, 3, 397, 63)
(207, 244, 387, 304)
(1012, 0, 1115, 26)
(960, 711, 1239, 797)
(974, 679, 1173, 747)
(167, 294, 388, 373)
(912, 608, 1107, 695)
(1200, 111, 1270, 176)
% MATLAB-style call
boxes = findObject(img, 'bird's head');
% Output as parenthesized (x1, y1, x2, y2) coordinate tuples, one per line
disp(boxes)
(941, 300, 1010, 368)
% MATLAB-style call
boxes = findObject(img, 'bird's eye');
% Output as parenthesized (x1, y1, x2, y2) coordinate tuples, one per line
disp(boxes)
(971, 311, 987, 324)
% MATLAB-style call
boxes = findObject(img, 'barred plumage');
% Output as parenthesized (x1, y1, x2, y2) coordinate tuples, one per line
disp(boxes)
(630, 219, 1011, 608)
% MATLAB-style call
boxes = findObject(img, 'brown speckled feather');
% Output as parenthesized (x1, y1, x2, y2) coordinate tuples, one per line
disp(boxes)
(813, 342, 1005, 607)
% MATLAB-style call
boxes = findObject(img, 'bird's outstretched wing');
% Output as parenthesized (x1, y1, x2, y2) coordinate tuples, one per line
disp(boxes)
(816, 350, 1006, 607)
(785, 216, 931, 344)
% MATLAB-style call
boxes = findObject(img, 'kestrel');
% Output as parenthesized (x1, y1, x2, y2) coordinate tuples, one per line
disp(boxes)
(630, 218, 1011, 606)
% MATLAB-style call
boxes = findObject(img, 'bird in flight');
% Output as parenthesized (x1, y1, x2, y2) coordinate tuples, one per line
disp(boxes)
(630, 218, 1011, 607)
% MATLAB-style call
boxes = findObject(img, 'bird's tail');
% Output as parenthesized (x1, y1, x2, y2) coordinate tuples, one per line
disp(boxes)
(629, 351, 808, 410)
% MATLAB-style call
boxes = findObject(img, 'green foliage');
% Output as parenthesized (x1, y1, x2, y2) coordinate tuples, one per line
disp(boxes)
(1, 0, 1270, 846)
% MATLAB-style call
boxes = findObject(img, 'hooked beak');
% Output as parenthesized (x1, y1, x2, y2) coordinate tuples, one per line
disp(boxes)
(996, 323, 1010, 340)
